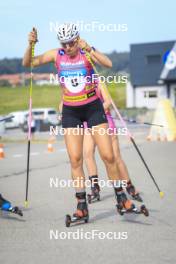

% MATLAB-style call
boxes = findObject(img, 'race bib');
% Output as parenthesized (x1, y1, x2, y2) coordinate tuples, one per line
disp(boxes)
(60, 69, 87, 93)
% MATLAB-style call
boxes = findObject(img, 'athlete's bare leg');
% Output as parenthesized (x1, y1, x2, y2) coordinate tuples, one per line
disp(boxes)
(111, 134, 142, 201)
(91, 123, 121, 181)
(111, 134, 130, 182)
(64, 128, 85, 190)
(83, 130, 97, 176)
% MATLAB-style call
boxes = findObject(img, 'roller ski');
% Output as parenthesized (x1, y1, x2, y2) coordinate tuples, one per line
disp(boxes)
(116, 204, 149, 217)
(0, 194, 23, 217)
(65, 192, 89, 227)
(126, 181, 143, 202)
(87, 175, 100, 204)
(115, 188, 149, 217)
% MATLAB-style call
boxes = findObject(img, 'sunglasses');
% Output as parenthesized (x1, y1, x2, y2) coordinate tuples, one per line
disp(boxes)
(61, 40, 77, 48)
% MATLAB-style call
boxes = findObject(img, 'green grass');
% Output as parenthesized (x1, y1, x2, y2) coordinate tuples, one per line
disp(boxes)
(108, 82, 126, 108)
(0, 85, 61, 115)
(0, 83, 126, 115)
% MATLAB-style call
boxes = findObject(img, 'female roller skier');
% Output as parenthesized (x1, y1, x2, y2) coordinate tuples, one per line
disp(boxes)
(23, 23, 140, 225)
(83, 84, 143, 203)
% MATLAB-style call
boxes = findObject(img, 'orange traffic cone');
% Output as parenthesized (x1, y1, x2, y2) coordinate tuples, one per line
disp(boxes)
(47, 139, 54, 153)
(0, 144, 5, 159)
(157, 132, 161, 141)
(146, 135, 151, 141)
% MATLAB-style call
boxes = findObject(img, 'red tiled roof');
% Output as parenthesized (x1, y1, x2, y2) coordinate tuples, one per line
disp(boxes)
(0, 73, 51, 85)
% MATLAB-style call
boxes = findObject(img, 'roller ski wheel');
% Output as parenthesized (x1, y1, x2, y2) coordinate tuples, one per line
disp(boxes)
(140, 205, 149, 217)
(65, 214, 71, 227)
(65, 213, 89, 228)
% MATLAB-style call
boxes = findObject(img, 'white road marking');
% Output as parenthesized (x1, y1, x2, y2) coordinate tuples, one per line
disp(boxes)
(31, 152, 40, 156)
(59, 148, 67, 152)
(13, 154, 23, 158)
(11, 148, 67, 158)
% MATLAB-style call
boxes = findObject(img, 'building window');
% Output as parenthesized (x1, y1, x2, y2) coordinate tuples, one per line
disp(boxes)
(144, 91, 158, 98)
(144, 91, 148, 98)
(149, 91, 158, 98)
(146, 55, 161, 64)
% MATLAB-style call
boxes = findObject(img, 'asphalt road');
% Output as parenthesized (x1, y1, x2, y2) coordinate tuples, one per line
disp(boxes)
(0, 129, 176, 264)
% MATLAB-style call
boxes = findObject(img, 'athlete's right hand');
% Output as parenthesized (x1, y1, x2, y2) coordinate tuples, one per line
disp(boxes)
(28, 28, 38, 45)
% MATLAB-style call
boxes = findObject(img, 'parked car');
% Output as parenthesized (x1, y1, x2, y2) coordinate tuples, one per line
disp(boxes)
(0, 116, 6, 137)
(5, 111, 27, 129)
(32, 108, 59, 125)
(21, 108, 60, 132)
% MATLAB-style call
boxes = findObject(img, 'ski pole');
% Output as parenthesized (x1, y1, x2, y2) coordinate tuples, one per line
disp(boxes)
(111, 98, 164, 197)
(112, 116, 164, 127)
(25, 28, 37, 208)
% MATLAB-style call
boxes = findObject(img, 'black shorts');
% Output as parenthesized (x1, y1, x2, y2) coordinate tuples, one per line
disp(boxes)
(62, 99, 107, 128)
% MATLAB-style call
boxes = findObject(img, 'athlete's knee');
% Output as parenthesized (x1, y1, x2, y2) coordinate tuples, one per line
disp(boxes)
(101, 153, 115, 165)
(70, 155, 83, 169)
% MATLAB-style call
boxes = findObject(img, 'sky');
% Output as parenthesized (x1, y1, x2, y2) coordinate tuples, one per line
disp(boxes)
(0, 0, 175, 58)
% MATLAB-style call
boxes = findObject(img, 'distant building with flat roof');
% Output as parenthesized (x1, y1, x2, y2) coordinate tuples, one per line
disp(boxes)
(126, 40, 176, 108)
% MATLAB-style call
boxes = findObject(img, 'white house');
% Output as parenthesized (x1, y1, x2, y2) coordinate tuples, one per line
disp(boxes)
(126, 41, 176, 109)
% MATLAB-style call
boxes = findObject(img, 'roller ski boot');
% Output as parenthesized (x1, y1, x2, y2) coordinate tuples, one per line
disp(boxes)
(126, 181, 143, 202)
(0, 194, 23, 217)
(115, 188, 149, 217)
(87, 175, 100, 204)
(65, 192, 89, 227)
